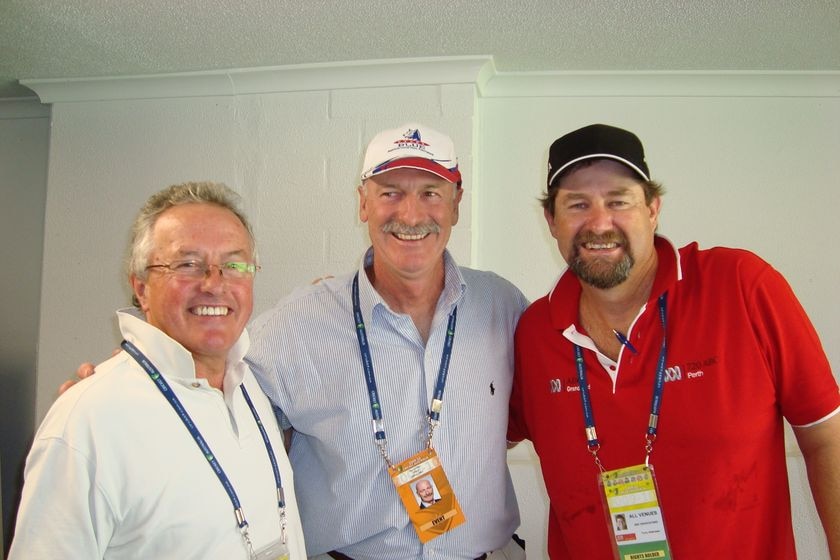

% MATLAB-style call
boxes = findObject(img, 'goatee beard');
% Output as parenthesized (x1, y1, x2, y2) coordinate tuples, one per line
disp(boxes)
(570, 231, 634, 289)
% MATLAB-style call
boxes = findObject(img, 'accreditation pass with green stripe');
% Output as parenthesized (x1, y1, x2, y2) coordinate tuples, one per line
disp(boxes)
(599, 464, 672, 560)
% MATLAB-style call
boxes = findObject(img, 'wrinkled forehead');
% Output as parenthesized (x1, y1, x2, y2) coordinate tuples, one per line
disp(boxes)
(151, 204, 253, 255)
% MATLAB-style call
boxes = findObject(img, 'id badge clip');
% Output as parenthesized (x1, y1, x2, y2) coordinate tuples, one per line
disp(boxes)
(389, 448, 466, 543)
(251, 538, 289, 560)
(599, 464, 672, 560)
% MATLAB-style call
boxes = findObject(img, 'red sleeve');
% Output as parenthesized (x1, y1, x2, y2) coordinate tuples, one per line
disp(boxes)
(749, 264, 840, 425)
(507, 322, 530, 443)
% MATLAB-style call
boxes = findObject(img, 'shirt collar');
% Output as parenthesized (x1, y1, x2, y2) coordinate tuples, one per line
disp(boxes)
(548, 234, 682, 330)
(116, 307, 251, 392)
(356, 247, 466, 322)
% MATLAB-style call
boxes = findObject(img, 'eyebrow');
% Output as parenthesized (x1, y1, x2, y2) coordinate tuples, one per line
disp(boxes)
(173, 249, 251, 260)
(560, 187, 634, 199)
(378, 182, 447, 191)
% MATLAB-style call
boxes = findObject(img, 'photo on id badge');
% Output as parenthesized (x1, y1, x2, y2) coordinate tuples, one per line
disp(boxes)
(390, 448, 465, 542)
(600, 464, 672, 560)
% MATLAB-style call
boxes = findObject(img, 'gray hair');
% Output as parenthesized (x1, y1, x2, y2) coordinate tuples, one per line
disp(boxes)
(128, 181, 257, 284)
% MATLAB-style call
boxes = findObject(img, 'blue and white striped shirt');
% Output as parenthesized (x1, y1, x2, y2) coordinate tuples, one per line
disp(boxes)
(247, 249, 528, 559)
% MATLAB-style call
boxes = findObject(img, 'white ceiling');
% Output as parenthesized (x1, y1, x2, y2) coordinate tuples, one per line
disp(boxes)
(1, 0, 839, 100)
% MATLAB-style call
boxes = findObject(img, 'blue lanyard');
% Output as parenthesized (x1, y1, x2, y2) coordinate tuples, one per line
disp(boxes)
(573, 293, 668, 469)
(351, 273, 457, 465)
(121, 340, 287, 550)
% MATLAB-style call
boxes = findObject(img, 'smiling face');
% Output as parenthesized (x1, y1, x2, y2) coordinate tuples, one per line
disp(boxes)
(545, 159, 660, 290)
(130, 203, 254, 373)
(359, 167, 462, 285)
(416, 479, 435, 503)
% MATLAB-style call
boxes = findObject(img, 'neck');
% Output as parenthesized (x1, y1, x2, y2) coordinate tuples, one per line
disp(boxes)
(193, 356, 226, 390)
(366, 260, 445, 343)
(578, 251, 658, 360)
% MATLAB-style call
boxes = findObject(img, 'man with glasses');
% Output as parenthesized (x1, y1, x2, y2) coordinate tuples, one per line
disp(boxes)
(63, 125, 528, 559)
(10, 182, 306, 559)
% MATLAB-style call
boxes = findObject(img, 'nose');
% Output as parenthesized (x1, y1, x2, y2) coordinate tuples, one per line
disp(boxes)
(585, 202, 614, 232)
(396, 193, 423, 225)
(199, 265, 226, 292)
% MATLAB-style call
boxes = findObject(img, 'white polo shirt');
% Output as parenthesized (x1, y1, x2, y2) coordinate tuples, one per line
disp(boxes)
(10, 309, 306, 559)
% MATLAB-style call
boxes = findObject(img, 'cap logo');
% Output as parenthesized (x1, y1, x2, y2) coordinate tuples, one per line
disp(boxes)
(361, 123, 461, 185)
(388, 128, 432, 156)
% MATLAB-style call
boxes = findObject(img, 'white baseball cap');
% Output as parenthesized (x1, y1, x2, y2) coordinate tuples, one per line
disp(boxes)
(360, 123, 462, 186)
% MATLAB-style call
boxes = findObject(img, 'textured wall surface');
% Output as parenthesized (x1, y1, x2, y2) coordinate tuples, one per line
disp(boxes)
(0, 100, 50, 553)
(35, 83, 477, 421)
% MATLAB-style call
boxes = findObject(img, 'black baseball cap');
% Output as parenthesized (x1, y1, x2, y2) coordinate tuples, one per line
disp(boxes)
(547, 124, 650, 187)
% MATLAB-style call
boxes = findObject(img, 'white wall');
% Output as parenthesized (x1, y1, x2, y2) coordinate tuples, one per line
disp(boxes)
(32, 67, 480, 421)
(476, 74, 840, 559)
(23, 64, 840, 559)
(0, 98, 50, 553)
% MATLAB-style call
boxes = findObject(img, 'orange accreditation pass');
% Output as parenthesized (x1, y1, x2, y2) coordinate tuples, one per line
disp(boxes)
(389, 448, 465, 543)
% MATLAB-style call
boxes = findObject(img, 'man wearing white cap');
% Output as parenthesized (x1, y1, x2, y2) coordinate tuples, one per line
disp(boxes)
(247, 124, 528, 559)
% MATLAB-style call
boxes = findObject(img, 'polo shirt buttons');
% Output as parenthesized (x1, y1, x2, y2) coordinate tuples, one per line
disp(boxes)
(191, 382, 201, 388)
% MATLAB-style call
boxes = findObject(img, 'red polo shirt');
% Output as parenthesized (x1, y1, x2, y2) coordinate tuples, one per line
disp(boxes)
(509, 236, 839, 559)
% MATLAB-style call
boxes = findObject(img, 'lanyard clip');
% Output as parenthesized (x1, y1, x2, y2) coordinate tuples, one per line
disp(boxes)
(278, 507, 288, 545)
(235, 508, 247, 528)
(238, 515, 255, 556)
(644, 432, 657, 467)
(372, 418, 386, 440)
(648, 413, 659, 433)
(424, 415, 441, 449)
(588, 442, 604, 472)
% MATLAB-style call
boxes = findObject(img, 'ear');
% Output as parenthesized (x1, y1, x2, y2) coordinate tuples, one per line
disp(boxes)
(130, 274, 150, 313)
(451, 186, 464, 226)
(357, 184, 369, 223)
(648, 195, 662, 229)
(544, 207, 559, 240)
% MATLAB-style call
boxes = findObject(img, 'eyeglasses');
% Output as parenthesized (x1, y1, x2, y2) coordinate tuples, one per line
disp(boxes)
(145, 259, 260, 280)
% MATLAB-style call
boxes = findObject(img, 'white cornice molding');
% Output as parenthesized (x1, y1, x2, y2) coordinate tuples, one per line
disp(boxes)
(21, 56, 494, 104)
(21, 60, 840, 103)
(0, 97, 50, 119)
(482, 71, 840, 98)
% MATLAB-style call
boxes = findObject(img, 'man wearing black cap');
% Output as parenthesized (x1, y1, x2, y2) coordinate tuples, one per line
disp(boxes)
(508, 124, 840, 558)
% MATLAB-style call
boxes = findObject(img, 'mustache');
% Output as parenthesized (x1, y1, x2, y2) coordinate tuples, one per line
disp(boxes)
(573, 230, 627, 247)
(381, 222, 441, 236)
